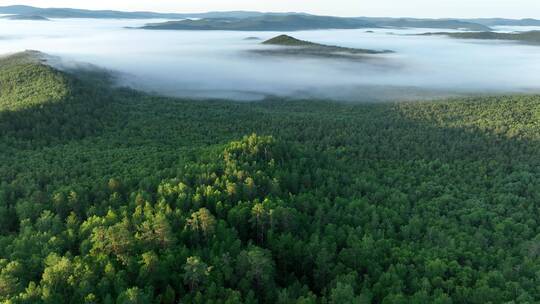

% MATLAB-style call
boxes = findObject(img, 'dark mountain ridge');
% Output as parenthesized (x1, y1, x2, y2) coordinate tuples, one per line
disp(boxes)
(2, 5, 539, 31)
(140, 14, 493, 31)
(421, 30, 540, 44)
(0, 5, 294, 19)
(140, 14, 376, 31)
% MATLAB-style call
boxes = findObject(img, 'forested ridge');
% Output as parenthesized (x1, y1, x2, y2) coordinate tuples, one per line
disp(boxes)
(1, 52, 540, 303)
(421, 30, 540, 44)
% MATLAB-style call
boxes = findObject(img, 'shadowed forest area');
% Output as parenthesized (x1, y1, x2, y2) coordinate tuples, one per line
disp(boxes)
(1, 52, 540, 303)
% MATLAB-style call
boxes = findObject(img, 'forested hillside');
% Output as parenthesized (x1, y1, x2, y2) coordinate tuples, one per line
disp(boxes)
(0, 51, 69, 111)
(1, 52, 540, 303)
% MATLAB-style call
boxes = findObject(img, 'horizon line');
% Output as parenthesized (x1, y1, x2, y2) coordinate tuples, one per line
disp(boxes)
(1, 4, 539, 20)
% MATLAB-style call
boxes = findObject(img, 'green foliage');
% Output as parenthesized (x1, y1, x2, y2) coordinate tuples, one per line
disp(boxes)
(0, 51, 69, 111)
(183, 256, 212, 292)
(0, 51, 115, 145)
(1, 52, 540, 303)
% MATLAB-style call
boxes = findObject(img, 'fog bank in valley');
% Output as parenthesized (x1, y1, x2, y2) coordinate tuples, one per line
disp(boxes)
(0, 18, 539, 101)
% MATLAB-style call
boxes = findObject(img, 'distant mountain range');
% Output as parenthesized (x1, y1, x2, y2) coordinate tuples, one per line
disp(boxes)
(355, 17, 492, 31)
(461, 18, 540, 26)
(0, 5, 276, 19)
(1, 5, 540, 31)
(140, 15, 377, 31)
(140, 15, 493, 31)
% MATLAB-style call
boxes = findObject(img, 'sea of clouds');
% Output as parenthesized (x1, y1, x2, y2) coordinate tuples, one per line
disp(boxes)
(0, 18, 539, 101)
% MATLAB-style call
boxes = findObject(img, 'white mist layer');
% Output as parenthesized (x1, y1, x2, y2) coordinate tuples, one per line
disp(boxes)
(0, 18, 539, 101)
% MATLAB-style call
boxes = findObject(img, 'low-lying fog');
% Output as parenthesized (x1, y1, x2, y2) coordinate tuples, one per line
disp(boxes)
(1, 18, 540, 101)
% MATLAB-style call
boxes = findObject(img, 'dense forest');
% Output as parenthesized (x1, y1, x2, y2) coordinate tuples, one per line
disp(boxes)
(1, 51, 540, 303)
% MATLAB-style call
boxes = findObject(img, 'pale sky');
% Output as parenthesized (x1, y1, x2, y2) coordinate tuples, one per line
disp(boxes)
(1, 0, 540, 19)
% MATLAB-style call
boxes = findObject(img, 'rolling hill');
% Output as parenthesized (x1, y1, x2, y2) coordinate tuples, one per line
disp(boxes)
(263, 34, 325, 46)
(0, 51, 116, 143)
(253, 34, 393, 58)
(0, 51, 69, 111)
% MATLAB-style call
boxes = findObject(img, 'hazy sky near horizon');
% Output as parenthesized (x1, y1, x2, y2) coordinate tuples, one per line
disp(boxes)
(1, 0, 540, 18)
